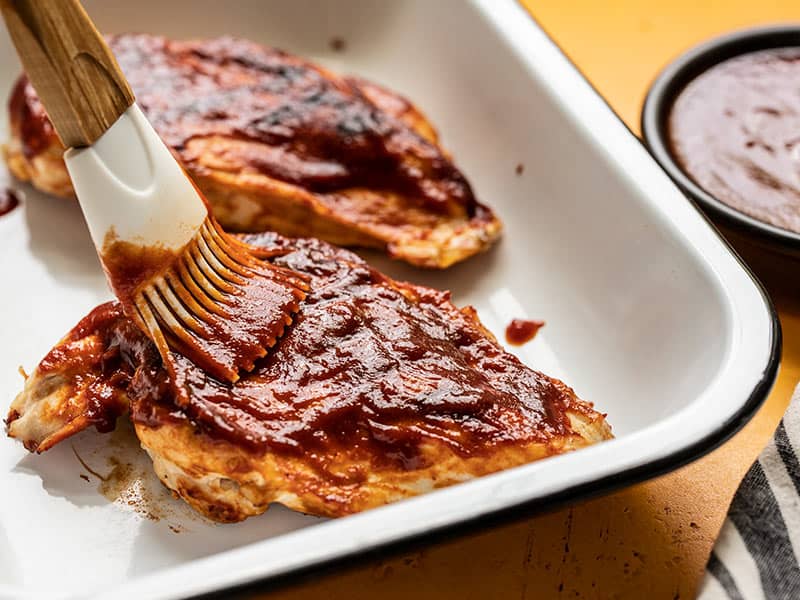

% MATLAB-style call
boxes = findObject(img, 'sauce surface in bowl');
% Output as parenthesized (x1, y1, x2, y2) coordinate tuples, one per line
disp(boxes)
(669, 47, 800, 233)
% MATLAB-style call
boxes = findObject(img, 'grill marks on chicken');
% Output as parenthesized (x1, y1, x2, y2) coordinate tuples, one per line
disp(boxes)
(6, 233, 611, 521)
(4, 34, 502, 268)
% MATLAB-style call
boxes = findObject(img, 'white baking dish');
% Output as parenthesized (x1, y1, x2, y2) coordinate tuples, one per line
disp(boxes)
(0, 1, 779, 599)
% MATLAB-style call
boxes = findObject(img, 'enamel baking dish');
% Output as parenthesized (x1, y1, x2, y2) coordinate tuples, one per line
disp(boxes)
(0, 1, 779, 598)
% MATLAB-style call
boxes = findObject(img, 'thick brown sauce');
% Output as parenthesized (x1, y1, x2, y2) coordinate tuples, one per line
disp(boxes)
(11, 34, 477, 217)
(34, 304, 145, 439)
(8, 76, 53, 159)
(100, 233, 180, 302)
(100, 227, 308, 383)
(47, 234, 583, 475)
(505, 319, 544, 346)
(0, 188, 19, 216)
(669, 47, 800, 233)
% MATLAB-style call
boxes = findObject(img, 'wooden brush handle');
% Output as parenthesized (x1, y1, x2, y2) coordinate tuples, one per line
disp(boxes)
(0, 0, 134, 148)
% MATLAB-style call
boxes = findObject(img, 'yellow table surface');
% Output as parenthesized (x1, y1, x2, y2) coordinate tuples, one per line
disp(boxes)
(252, 2, 800, 598)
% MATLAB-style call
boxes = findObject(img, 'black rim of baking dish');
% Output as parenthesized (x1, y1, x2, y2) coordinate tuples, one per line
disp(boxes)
(191, 15, 784, 600)
(641, 24, 800, 254)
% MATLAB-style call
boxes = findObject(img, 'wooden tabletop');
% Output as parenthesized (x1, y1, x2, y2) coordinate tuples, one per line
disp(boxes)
(254, 2, 800, 598)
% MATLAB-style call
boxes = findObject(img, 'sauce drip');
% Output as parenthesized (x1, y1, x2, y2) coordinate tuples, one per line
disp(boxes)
(669, 47, 800, 233)
(505, 319, 545, 346)
(0, 188, 19, 216)
(8, 76, 53, 159)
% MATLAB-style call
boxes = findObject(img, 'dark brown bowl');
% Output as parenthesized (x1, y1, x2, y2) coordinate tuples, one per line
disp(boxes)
(641, 24, 800, 258)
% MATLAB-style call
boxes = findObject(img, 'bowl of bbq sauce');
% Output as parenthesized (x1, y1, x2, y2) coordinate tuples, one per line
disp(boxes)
(642, 25, 800, 258)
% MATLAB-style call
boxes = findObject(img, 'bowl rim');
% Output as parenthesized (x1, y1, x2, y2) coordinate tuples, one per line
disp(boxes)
(641, 23, 800, 253)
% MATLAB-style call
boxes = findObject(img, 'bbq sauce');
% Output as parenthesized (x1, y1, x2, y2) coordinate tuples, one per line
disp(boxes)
(11, 34, 479, 218)
(0, 188, 19, 216)
(505, 319, 545, 345)
(669, 47, 800, 233)
(52, 234, 584, 477)
(99, 227, 307, 383)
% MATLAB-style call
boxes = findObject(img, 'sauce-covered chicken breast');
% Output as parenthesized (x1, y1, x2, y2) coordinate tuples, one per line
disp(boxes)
(4, 34, 502, 268)
(7, 233, 610, 521)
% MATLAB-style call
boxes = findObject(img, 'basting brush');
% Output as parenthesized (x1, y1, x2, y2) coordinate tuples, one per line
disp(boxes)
(0, 0, 308, 382)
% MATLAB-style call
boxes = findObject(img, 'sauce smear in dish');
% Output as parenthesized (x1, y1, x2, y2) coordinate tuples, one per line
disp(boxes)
(669, 47, 800, 233)
(0, 188, 19, 216)
(505, 318, 544, 346)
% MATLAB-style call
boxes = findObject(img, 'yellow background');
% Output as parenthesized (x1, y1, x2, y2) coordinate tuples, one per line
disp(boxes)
(253, 2, 800, 598)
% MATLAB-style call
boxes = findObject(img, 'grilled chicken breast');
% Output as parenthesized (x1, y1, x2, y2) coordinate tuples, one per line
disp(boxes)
(6, 232, 611, 522)
(4, 34, 502, 268)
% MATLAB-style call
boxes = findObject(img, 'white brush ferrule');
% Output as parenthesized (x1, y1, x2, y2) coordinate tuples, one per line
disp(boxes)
(64, 104, 207, 252)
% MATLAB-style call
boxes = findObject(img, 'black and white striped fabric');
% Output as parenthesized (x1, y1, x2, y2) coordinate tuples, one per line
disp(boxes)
(699, 386, 800, 599)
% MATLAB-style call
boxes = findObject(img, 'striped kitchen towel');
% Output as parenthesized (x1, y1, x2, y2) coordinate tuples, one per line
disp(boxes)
(699, 384, 800, 599)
